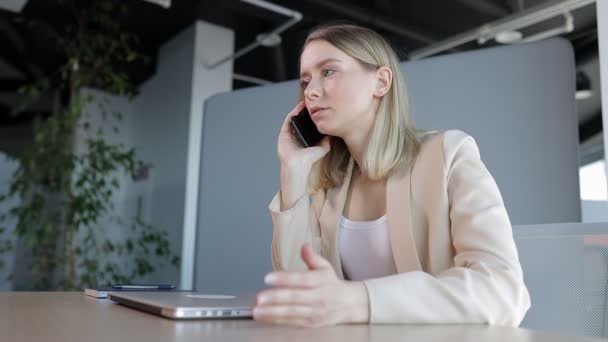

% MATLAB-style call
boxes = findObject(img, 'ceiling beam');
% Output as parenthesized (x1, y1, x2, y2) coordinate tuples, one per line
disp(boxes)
(579, 111, 603, 143)
(454, 0, 511, 17)
(300, 0, 437, 45)
(575, 41, 598, 65)
(0, 14, 43, 81)
(0, 78, 28, 91)
(0, 108, 51, 125)
(0, 122, 32, 157)
(410, 0, 596, 60)
(570, 28, 598, 65)
(140, 0, 171, 8)
(0, 51, 37, 81)
(373, 0, 393, 13)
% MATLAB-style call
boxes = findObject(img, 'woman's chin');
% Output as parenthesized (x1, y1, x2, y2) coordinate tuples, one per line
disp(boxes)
(316, 124, 332, 136)
(321, 129, 340, 138)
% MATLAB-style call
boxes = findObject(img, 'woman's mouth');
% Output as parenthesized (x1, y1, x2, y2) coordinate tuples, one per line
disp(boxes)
(311, 108, 327, 117)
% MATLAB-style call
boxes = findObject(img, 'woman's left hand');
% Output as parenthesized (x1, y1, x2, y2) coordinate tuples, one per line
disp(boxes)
(252, 243, 370, 327)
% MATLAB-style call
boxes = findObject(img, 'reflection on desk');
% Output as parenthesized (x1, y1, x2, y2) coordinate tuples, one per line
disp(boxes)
(0, 292, 604, 342)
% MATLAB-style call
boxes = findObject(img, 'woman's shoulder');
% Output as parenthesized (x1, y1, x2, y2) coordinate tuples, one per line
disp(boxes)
(416, 129, 480, 166)
(418, 129, 472, 144)
(418, 129, 476, 149)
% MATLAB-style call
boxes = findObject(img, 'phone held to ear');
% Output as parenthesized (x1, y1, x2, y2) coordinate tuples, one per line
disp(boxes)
(290, 107, 326, 147)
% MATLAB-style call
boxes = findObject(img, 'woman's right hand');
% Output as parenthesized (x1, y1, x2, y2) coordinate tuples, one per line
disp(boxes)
(277, 102, 330, 211)
(277, 101, 330, 169)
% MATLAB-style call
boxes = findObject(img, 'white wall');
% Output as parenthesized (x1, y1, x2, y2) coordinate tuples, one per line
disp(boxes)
(131, 21, 234, 287)
(126, 23, 199, 286)
(180, 21, 234, 290)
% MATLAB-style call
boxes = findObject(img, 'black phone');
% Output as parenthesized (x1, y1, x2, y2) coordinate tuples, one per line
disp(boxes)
(290, 107, 325, 147)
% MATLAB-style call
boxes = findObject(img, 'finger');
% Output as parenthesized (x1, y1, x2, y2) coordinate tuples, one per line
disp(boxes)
(264, 271, 323, 288)
(301, 243, 332, 271)
(255, 288, 320, 306)
(253, 305, 317, 325)
(280, 101, 306, 132)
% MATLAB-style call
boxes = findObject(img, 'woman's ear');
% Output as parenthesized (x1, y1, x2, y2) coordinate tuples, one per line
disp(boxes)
(374, 66, 393, 97)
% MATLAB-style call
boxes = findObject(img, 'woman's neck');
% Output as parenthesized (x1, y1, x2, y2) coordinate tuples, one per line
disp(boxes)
(343, 134, 368, 171)
(342, 110, 376, 173)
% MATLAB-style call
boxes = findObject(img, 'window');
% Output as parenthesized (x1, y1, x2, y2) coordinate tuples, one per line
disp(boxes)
(579, 160, 608, 200)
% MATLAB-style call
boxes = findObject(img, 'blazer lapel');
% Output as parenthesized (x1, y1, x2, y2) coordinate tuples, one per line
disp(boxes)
(387, 163, 423, 273)
(319, 158, 354, 280)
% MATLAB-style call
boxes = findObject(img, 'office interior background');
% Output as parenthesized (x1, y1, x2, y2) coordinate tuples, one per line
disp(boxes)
(0, 0, 608, 336)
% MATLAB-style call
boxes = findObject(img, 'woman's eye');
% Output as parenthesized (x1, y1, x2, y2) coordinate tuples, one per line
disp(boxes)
(323, 69, 335, 77)
(300, 80, 309, 88)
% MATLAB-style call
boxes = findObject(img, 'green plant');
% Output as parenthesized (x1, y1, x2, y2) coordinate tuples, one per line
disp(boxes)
(0, 0, 179, 290)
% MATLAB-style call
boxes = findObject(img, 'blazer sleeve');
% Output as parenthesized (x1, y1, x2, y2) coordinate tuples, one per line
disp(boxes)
(363, 130, 531, 326)
(268, 190, 325, 272)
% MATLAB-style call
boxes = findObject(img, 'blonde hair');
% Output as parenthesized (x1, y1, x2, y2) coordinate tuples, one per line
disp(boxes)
(300, 23, 423, 192)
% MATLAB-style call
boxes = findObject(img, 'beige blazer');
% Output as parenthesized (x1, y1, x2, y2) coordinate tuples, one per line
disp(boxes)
(269, 130, 531, 326)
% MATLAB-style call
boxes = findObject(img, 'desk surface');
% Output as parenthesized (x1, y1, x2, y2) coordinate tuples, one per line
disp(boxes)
(0, 292, 605, 342)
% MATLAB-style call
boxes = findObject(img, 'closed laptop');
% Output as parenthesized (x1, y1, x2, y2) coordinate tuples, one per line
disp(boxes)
(108, 291, 254, 319)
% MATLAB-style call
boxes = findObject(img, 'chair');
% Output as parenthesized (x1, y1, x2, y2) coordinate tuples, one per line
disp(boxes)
(514, 222, 608, 337)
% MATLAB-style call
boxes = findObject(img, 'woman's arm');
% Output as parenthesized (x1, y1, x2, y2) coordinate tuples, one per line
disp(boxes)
(271, 101, 331, 272)
(363, 131, 531, 326)
(269, 165, 325, 272)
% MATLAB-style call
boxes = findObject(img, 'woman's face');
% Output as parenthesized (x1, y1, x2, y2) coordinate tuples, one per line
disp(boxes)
(299, 39, 380, 137)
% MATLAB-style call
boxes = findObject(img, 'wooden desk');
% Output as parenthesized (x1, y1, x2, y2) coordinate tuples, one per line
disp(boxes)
(0, 292, 604, 342)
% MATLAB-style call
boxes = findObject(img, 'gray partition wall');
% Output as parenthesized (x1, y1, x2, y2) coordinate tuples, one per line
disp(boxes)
(403, 38, 580, 226)
(194, 38, 580, 292)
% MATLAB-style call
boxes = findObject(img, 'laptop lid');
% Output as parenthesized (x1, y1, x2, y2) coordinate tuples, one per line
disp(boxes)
(108, 291, 254, 319)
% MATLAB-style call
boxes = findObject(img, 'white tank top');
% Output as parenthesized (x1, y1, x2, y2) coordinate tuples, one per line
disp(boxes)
(338, 215, 397, 281)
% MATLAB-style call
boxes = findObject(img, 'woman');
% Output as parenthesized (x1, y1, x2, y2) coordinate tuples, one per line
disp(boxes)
(252, 23, 531, 327)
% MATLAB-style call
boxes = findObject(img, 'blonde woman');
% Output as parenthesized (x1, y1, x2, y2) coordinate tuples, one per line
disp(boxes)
(252, 23, 531, 327)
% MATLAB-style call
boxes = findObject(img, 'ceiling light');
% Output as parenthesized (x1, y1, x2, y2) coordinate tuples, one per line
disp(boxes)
(495, 30, 523, 44)
(256, 33, 282, 47)
(576, 71, 593, 100)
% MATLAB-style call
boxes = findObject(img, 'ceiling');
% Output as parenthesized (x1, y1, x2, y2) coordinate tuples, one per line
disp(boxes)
(0, 0, 602, 157)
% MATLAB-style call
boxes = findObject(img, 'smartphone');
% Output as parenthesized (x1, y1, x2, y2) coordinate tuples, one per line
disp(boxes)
(290, 107, 325, 147)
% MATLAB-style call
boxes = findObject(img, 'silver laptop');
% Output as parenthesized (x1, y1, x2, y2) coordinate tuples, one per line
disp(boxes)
(108, 291, 254, 319)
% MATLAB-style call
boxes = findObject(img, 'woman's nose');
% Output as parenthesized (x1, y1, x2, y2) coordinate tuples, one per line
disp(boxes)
(304, 79, 321, 100)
